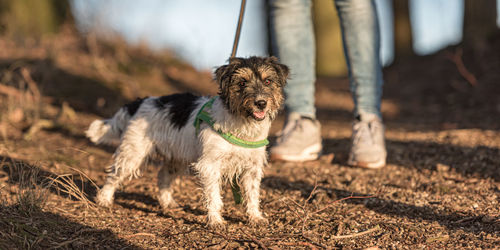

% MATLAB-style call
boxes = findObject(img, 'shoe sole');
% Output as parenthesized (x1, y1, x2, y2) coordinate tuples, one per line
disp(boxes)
(347, 156, 386, 169)
(270, 143, 322, 162)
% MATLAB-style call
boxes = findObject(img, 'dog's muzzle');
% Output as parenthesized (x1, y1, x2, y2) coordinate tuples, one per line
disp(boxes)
(252, 99, 267, 120)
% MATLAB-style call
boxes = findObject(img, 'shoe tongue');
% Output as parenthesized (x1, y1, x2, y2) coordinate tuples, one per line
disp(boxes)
(358, 113, 380, 123)
(287, 112, 302, 123)
(300, 115, 315, 121)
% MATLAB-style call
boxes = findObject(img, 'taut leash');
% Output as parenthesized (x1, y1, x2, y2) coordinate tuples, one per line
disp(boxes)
(230, 0, 246, 59)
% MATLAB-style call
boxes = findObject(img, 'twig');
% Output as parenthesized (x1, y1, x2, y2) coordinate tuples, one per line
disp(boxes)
(239, 229, 268, 250)
(205, 229, 231, 241)
(23, 119, 56, 140)
(50, 237, 82, 249)
(336, 222, 344, 236)
(301, 232, 330, 249)
(0, 84, 24, 98)
(284, 198, 303, 220)
(329, 225, 381, 240)
(0, 83, 52, 103)
(313, 194, 376, 215)
(281, 174, 379, 249)
(451, 216, 479, 224)
(163, 227, 198, 238)
(278, 241, 319, 249)
(124, 232, 156, 238)
(303, 176, 319, 209)
(445, 48, 478, 86)
(20, 67, 41, 103)
(286, 197, 305, 212)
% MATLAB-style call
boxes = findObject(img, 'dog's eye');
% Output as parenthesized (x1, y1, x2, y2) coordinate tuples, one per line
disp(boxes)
(239, 81, 247, 87)
(264, 79, 272, 85)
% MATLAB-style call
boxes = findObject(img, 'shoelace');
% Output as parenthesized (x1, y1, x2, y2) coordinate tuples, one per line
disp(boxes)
(277, 118, 304, 143)
(352, 121, 375, 146)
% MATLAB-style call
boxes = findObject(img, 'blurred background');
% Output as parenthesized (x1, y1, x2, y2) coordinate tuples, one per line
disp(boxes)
(1, 0, 498, 73)
(0, 0, 498, 127)
(69, 0, 498, 73)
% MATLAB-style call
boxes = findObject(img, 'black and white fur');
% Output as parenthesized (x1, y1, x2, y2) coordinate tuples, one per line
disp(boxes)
(86, 56, 288, 227)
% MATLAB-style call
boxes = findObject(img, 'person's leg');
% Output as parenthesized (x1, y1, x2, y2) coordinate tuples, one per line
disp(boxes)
(268, 0, 322, 162)
(335, 0, 383, 118)
(334, 0, 386, 168)
(268, 0, 316, 118)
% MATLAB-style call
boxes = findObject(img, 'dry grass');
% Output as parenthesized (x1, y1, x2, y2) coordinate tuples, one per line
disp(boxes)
(0, 65, 43, 125)
(1, 160, 50, 214)
(0, 158, 100, 248)
(47, 166, 99, 209)
(0, 159, 50, 249)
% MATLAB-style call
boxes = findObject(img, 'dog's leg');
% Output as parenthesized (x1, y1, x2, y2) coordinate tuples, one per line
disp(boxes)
(241, 166, 267, 225)
(157, 165, 179, 211)
(96, 118, 153, 207)
(195, 160, 225, 228)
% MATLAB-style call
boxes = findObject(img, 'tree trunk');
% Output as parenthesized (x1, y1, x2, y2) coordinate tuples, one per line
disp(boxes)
(393, 0, 414, 59)
(313, 0, 347, 77)
(463, 0, 498, 44)
(0, 0, 71, 38)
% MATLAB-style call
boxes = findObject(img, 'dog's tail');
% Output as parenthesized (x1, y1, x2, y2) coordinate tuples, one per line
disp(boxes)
(86, 107, 130, 145)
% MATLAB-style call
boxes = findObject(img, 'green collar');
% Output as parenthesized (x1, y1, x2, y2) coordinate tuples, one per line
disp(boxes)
(193, 96, 269, 148)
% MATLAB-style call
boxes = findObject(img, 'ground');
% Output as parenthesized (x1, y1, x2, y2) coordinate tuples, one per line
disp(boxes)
(0, 29, 499, 249)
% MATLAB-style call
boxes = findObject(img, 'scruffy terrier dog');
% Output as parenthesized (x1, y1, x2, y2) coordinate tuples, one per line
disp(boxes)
(86, 56, 288, 227)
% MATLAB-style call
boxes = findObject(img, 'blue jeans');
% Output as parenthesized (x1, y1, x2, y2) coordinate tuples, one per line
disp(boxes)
(268, 0, 384, 119)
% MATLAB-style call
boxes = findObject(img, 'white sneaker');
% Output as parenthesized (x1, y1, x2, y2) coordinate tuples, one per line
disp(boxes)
(347, 114, 387, 169)
(270, 113, 322, 162)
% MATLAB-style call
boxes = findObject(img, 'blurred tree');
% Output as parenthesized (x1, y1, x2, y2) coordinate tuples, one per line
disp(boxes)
(393, 0, 414, 59)
(313, 0, 347, 77)
(0, 0, 71, 38)
(463, 0, 498, 44)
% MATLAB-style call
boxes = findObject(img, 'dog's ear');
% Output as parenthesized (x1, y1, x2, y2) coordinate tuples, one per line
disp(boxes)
(215, 58, 243, 99)
(266, 56, 289, 86)
(228, 57, 245, 66)
(214, 64, 229, 85)
(215, 58, 243, 81)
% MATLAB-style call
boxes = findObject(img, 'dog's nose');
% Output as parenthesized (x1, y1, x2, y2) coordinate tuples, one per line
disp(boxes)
(255, 100, 267, 109)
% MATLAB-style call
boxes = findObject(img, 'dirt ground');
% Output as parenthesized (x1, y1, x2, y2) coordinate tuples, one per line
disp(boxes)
(0, 29, 499, 249)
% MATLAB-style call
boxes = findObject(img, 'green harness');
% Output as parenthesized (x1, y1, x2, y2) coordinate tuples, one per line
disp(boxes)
(193, 96, 269, 148)
(193, 96, 269, 204)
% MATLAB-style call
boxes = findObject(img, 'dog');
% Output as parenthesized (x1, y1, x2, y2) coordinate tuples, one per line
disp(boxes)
(86, 56, 288, 227)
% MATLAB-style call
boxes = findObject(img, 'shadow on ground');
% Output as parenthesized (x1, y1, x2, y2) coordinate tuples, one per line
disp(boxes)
(0, 155, 99, 203)
(0, 204, 139, 249)
(261, 175, 499, 235)
(321, 138, 500, 182)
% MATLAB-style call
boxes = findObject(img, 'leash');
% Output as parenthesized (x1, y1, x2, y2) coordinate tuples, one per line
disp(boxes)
(230, 0, 246, 58)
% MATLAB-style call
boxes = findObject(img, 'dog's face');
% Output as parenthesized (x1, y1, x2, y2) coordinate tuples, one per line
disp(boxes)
(215, 56, 289, 121)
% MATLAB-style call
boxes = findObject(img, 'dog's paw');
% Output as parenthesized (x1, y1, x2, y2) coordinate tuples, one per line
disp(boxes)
(206, 214, 226, 230)
(207, 221, 227, 231)
(248, 215, 268, 227)
(96, 188, 114, 207)
(159, 199, 179, 211)
(96, 195, 113, 208)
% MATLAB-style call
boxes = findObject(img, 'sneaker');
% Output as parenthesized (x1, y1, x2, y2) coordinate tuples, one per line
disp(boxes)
(270, 112, 322, 162)
(347, 114, 387, 169)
